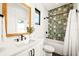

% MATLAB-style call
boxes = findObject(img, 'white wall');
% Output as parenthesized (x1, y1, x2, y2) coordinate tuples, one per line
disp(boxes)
(30, 3, 48, 39)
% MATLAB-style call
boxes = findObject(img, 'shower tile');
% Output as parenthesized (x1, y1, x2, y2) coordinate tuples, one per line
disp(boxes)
(48, 3, 73, 41)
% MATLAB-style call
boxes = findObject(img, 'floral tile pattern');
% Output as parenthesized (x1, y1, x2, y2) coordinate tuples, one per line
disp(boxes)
(48, 3, 73, 41)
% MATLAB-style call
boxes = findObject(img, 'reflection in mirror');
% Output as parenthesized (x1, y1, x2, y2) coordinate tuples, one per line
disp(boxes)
(17, 18, 26, 33)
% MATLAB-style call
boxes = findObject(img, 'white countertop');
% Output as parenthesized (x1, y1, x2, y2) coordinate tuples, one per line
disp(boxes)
(0, 39, 43, 56)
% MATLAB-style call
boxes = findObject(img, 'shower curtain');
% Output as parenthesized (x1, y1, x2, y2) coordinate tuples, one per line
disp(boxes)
(63, 9, 79, 56)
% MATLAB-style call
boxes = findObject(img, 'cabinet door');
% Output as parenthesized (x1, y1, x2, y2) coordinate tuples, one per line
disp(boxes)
(16, 50, 29, 56)
(34, 42, 43, 56)
(28, 44, 42, 56)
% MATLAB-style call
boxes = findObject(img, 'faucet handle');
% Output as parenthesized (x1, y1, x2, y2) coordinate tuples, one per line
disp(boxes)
(17, 38, 20, 42)
(14, 38, 19, 42)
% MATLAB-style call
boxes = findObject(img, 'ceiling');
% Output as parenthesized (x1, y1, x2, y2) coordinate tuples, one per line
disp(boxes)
(41, 3, 67, 10)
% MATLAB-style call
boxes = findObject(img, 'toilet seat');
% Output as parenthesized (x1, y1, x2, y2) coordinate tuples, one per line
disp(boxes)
(44, 45, 55, 53)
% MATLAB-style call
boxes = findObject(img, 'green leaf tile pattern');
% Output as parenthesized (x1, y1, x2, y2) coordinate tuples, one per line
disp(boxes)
(48, 3, 73, 41)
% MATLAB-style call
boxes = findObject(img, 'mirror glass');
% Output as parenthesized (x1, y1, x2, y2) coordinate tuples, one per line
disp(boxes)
(2, 3, 31, 37)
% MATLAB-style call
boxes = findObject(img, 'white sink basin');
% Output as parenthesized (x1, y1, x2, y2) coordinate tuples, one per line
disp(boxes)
(0, 39, 35, 50)
(15, 39, 35, 47)
(29, 39, 35, 43)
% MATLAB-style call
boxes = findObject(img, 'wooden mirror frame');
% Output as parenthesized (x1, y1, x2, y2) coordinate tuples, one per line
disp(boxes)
(2, 3, 32, 37)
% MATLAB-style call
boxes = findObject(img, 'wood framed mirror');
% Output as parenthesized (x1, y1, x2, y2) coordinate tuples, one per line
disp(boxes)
(2, 3, 32, 37)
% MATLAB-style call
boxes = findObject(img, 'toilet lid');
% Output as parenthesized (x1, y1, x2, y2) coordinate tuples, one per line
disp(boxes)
(44, 45, 55, 52)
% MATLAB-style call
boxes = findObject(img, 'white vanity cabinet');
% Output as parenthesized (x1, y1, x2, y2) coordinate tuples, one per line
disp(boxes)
(33, 41, 43, 56)
(16, 42, 43, 56)
(15, 39, 44, 56)
(0, 39, 44, 56)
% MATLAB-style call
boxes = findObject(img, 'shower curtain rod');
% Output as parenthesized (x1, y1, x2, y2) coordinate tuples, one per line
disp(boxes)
(44, 9, 79, 19)
(44, 12, 68, 19)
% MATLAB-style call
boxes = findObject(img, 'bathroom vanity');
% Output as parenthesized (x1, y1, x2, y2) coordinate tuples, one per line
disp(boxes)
(0, 38, 44, 56)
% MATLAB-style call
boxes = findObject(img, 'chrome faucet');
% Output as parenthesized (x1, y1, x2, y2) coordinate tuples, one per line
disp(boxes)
(15, 35, 26, 42)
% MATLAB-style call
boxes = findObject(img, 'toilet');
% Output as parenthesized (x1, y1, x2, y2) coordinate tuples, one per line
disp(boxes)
(43, 45, 55, 56)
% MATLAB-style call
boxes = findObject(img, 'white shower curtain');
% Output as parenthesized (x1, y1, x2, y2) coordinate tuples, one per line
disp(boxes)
(63, 9, 79, 56)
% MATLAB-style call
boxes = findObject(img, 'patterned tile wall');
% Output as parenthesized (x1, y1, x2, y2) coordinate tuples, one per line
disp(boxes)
(48, 3, 73, 41)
